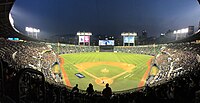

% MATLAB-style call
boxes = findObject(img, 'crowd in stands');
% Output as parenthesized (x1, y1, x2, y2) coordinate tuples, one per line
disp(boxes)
(51, 44, 99, 54)
(114, 45, 162, 56)
(147, 42, 200, 102)
(1, 37, 200, 103)
(149, 43, 200, 84)
(0, 38, 62, 84)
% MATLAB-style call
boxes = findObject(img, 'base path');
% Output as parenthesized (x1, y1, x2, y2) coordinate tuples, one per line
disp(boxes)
(75, 61, 136, 86)
(59, 56, 71, 87)
(138, 58, 153, 87)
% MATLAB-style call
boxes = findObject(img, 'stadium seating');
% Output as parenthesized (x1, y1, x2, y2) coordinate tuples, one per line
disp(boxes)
(1, 37, 200, 103)
(114, 45, 162, 56)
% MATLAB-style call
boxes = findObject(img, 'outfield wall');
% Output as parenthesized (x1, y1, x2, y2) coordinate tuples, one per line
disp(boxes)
(48, 43, 162, 56)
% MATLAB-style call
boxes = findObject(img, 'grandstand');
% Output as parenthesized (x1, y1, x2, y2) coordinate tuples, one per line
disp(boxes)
(1, 0, 200, 103)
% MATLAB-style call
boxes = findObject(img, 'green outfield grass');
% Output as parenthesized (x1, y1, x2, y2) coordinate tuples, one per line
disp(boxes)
(60, 52, 152, 92)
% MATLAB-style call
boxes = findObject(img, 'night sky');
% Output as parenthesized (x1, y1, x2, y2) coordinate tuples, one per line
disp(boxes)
(11, 0, 200, 40)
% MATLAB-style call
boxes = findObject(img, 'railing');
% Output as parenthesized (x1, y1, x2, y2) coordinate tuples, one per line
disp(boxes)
(14, 68, 46, 103)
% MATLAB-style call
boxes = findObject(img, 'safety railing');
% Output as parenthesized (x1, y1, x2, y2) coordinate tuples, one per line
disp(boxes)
(14, 68, 46, 103)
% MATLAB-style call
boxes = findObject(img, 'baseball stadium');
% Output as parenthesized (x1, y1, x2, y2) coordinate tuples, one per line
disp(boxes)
(1, 0, 200, 103)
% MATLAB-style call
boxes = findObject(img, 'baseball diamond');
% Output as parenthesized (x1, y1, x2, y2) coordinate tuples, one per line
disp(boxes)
(59, 52, 153, 92)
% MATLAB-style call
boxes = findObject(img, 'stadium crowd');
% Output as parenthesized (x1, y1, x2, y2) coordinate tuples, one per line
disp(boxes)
(149, 43, 200, 84)
(1, 38, 200, 103)
(114, 45, 162, 56)
(0, 38, 62, 84)
(51, 44, 99, 54)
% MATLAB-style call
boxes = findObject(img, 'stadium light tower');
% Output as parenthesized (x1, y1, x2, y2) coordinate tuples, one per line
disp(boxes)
(173, 28, 189, 40)
(25, 27, 40, 39)
(34, 28, 40, 39)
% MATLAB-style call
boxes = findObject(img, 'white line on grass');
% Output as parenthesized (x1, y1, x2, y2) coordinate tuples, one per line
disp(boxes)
(129, 74, 134, 77)
(124, 74, 131, 78)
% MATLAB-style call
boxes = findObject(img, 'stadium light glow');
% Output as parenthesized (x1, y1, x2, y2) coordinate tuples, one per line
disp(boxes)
(161, 33, 165, 36)
(121, 32, 137, 36)
(173, 28, 189, 34)
(177, 30, 181, 34)
(25, 27, 40, 39)
(33, 28, 37, 32)
(25, 27, 40, 33)
(85, 33, 89, 35)
(77, 32, 92, 36)
(173, 31, 177, 34)
(37, 29, 40, 33)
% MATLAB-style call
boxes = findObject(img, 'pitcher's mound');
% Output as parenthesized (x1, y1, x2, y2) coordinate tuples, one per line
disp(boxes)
(95, 77, 113, 86)
(101, 68, 109, 73)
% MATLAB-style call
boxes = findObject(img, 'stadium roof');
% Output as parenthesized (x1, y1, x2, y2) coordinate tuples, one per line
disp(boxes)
(0, 0, 36, 40)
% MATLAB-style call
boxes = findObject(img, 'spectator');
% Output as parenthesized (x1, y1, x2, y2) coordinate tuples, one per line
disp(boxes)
(71, 84, 79, 94)
(102, 83, 112, 99)
(86, 83, 94, 96)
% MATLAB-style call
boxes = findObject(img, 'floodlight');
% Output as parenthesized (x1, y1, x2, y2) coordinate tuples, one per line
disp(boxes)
(161, 33, 165, 36)
(25, 27, 29, 32)
(77, 32, 81, 35)
(131, 33, 137, 36)
(28, 28, 33, 32)
(183, 28, 189, 33)
(33, 28, 38, 32)
(77, 32, 92, 35)
(37, 29, 40, 33)
(88, 33, 92, 35)
(173, 31, 177, 34)
(85, 33, 88, 35)
(177, 30, 181, 34)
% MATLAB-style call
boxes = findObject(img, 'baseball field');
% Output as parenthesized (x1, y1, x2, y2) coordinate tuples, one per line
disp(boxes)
(59, 52, 153, 92)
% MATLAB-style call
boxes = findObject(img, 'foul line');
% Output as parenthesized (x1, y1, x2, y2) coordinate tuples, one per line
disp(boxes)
(83, 70, 99, 79)
(137, 57, 153, 87)
(59, 56, 71, 87)
(111, 71, 128, 79)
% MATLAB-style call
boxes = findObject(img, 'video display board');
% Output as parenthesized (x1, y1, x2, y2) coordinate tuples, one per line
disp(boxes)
(8, 38, 14, 40)
(79, 36, 90, 43)
(99, 40, 114, 46)
(14, 38, 19, 41)
(124, 36, 134, 43)
(7, 38, 19, 41)
(84, 36, 90, 42)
